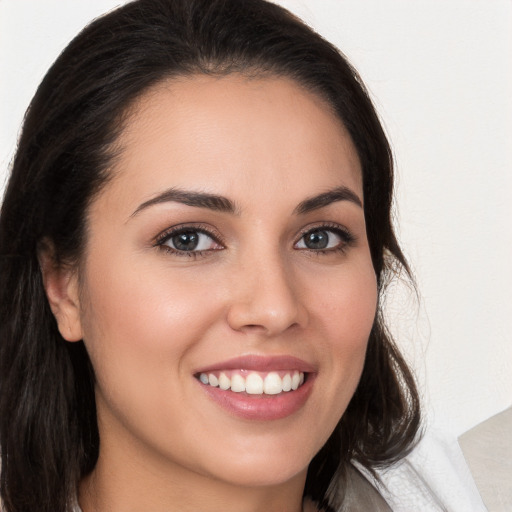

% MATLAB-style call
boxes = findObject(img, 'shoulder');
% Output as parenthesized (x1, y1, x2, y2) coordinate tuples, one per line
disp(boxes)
(459, 406, 512, 511)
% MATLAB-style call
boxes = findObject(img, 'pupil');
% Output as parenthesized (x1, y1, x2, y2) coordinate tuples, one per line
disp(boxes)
(306, 230, 328, 249)
(173, 231, 199, 251)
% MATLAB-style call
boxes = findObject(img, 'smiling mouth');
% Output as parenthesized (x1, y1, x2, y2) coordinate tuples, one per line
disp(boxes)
(196, 370, 306, 395)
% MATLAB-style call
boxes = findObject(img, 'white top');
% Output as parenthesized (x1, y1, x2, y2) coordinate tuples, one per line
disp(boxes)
(372, 429, 487, 512)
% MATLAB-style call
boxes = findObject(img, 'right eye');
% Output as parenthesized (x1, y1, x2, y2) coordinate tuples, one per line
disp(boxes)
(156, 227, 224, 256)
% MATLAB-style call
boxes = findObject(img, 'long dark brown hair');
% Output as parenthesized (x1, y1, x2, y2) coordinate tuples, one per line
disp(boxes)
(0, 1, 420, 511)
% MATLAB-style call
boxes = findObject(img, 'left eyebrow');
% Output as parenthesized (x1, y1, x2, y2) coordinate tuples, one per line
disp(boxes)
(293, 186, 363, 215)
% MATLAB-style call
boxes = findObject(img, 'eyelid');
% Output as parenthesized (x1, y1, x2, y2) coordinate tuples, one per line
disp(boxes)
(295, 222, 355, 242)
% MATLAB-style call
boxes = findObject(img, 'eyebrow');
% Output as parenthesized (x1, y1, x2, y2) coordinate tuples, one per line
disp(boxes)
(130, 184, 362, 218)
(131, 188, 239, 217)
(293, 186, 363, 214)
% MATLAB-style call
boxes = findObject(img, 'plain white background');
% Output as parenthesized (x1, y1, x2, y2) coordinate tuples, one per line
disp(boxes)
(1, 0, 511, 438)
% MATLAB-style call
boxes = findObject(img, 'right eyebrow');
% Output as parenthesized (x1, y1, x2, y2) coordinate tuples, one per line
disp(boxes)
(130, 187, 240, 218)
(293, 185, 363, 215)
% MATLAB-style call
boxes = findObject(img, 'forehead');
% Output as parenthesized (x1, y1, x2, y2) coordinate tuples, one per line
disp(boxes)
(103, 74, 362, 214)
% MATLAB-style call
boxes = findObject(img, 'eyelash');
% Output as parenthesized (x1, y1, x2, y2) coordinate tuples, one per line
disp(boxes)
(154, 223, 356, 258)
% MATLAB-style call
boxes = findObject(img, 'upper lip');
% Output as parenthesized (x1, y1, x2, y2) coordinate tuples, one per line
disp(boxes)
(194, 354, 316, 374)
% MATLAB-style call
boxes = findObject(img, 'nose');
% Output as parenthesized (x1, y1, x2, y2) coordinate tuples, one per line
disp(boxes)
(226, 251, 308, 337)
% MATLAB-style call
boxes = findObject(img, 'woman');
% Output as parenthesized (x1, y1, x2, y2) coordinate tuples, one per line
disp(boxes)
(0, 0, 425, 510)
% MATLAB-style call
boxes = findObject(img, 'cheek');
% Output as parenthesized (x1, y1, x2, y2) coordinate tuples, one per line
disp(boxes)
(78, 256, 225, 402)
(307, 260, 378, 412)
(81, 255, 218, 343)
(312, 260, 378, 347)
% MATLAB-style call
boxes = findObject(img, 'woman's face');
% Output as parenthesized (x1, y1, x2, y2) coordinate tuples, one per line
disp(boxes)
(71, 75, 377, 488)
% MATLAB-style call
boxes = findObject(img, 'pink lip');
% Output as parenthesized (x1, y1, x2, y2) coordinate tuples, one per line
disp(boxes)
(194, 354, 316, 421)
(194, 354, 316, 374)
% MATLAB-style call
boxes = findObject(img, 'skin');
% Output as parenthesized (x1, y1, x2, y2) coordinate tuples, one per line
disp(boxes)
(42, 75, 377, 512)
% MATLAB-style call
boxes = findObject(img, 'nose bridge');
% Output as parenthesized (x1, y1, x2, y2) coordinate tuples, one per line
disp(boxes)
(226, 240, 305, 335)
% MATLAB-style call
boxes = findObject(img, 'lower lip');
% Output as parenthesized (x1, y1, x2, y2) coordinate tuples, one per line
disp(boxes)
(197, 374, 315, 421)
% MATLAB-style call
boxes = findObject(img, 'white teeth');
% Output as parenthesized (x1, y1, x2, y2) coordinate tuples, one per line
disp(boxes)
(263, 372, 282, 395)
(245, 373, 264, 394)
(282, 373, 292, 392)
(291, 371, 300, 391)
(218, 372, 230, 390)
(230, 374, 246, 393)
(198, 371, 306, 395)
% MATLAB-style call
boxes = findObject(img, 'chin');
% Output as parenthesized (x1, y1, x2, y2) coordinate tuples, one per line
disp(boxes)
(208, 456, 310, 488)
(192, 431, 318, 488)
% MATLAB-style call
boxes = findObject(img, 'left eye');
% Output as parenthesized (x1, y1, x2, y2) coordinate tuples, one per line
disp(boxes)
(164, 230, 219, 252)
(295, 228, 345, 250)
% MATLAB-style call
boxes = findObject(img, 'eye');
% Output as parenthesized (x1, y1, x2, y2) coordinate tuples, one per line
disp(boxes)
(295, 226, 355, 252)
(156, 226, 223, 255)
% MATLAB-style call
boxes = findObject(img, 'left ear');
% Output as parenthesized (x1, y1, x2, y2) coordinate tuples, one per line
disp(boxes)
(38, 241, 83, 342)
